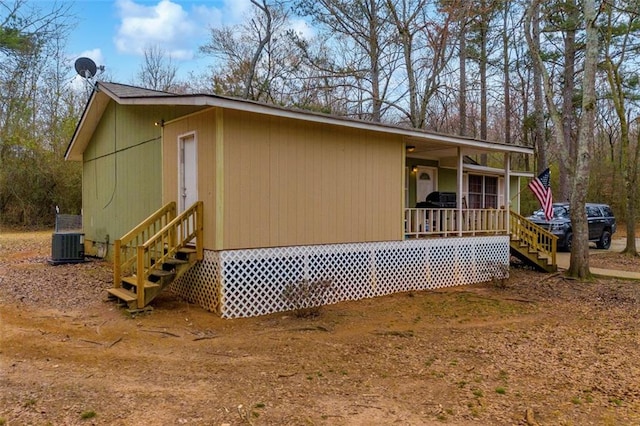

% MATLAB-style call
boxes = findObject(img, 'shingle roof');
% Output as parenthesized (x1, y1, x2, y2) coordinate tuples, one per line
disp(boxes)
(100, 81, 176, 98)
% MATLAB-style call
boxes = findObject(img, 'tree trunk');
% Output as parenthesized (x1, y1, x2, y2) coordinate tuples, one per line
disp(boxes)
(567, 0, 598, 279)
(479, 0, 488, 165)
(559, 1, 579, 203)
(532, 4, 546, 172)
(368, 0, 382, 122)
(502, 2, 511, 145)
(459, 19, 467, 136)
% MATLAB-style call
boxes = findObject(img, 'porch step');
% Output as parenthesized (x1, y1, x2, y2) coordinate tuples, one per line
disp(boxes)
(122, 276, 160, 289)
(163, 258, 188, 266)
(149, 269, 176, 278)
(107, 287, 137, 306)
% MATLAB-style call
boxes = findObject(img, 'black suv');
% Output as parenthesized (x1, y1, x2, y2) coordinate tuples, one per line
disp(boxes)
(527, 203, 616, 251)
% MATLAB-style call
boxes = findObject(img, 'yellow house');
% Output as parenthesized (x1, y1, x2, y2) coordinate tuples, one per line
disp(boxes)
(66, 82, 541, 318)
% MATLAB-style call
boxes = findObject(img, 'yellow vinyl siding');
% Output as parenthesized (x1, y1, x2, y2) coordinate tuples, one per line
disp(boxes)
(222, 110, 403, 249)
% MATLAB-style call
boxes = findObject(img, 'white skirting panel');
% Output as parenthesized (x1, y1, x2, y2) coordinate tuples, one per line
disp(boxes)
(171, 236, 509, 319)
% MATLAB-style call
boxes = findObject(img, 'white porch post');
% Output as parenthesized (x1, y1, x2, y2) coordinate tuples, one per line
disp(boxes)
(457, 147, 464, 236)
(504, 153, 511, 232)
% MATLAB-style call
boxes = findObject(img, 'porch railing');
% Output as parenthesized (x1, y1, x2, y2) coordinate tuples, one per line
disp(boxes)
(404, 208, 508, 238)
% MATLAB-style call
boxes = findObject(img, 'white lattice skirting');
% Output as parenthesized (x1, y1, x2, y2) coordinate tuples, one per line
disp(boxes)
(170, 236, 509, 318)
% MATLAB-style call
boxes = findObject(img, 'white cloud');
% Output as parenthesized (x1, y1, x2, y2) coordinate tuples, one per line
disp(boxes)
(114, 0, 200, 60)
(76, 48, 105, 67)
(222, 0, 252, 23)
(290, 18, 315, 40)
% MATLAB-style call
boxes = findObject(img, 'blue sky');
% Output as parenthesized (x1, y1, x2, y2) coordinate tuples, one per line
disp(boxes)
(66, 0, 257, 83)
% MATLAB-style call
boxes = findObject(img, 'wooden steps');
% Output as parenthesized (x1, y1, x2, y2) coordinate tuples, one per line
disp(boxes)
(509, 210, 557, 273)
(110, 201, 203, 311)
(509, 239, 556, 272)
(109, 249, 198, 311)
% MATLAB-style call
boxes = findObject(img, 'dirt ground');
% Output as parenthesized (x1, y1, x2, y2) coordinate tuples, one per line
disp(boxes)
(1, 231, 640, 425)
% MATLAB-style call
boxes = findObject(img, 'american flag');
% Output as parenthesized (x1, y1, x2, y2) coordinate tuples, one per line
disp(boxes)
(528, 168, 553, 221)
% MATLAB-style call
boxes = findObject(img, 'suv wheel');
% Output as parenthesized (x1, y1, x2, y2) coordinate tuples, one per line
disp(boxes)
(563, 232, 573, 252)
(597, 230, 612, 249)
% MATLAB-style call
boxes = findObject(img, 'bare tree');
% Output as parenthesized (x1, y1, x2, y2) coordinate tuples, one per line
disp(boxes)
(135, 45, 178, 92)
(385, 0, 457, 129)
(296, 0, 398, 122)
(200, 0, 299, 103)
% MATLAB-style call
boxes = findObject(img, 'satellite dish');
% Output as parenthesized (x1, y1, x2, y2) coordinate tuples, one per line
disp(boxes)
(74, 57, 98, 79)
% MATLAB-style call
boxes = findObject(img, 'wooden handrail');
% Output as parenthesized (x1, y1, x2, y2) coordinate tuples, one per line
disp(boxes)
(134, 202, 203, 309)
(114, 202, 176, 290)
(113, 201, 204, 309)
(509, 210, 557, 266)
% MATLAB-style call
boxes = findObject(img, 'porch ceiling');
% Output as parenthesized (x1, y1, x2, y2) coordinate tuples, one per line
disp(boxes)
(405, 137, 506, 160)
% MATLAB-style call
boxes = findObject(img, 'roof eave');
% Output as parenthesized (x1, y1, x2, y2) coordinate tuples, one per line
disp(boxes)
(64, 83, 120, 161)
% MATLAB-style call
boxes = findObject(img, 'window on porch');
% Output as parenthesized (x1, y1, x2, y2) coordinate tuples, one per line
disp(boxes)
(468, 175, 498, 209)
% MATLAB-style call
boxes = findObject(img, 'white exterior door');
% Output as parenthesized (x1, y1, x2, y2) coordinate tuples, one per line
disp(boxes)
(178, 133, 197, 212)
(416, 166, 437, 204)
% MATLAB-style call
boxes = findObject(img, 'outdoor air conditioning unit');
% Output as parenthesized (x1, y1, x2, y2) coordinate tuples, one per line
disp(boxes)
(51, 233, 85, 264)
(49, 212, 85, 265)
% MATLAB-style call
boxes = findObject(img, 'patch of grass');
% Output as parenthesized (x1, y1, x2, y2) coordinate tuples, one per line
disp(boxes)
(23, 398, 36, 408)
(457, 380, 468, 388)
(571, 396, 582, 405)
(80, 410, 96, 419)
(609, 397, 623, 406)
(472, 389, 484, 398)
(374, 330, 414, 338)
(585, 394, 594, 403)
(449, 359, 458, 366)
(0, 417, 6, 425)
(495, 387, 506, 395)
(424, 356, 436, 367)
(254, 402, 265, 409)
(430, 371, 445, 378)
(469, 406, 480, 417)
(498, 370, 509, 381)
